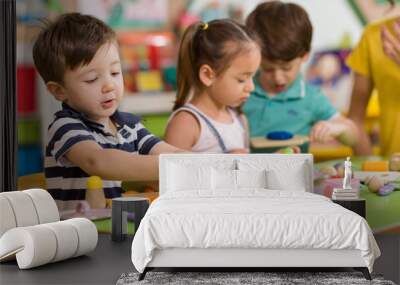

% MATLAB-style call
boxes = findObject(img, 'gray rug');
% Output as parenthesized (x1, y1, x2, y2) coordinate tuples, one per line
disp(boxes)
(116, 271, 396, 285)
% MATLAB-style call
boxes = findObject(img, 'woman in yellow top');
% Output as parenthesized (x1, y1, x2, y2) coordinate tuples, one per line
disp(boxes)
(346, 3, 400, 156)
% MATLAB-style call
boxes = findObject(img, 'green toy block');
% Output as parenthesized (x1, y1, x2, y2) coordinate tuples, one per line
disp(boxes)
(18, 118, 41, 145)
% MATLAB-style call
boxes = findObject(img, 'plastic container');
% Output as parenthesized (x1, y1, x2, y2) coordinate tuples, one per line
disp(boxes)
(85, 176, 106, 209)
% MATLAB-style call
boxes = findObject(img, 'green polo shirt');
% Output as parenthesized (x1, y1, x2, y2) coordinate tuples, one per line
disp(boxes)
(243, 75, 337, 152)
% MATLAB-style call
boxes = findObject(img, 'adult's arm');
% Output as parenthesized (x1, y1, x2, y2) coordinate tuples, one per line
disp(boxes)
(347, 73, 374, 155)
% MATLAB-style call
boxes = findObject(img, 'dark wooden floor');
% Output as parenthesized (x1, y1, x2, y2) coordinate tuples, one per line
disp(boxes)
(0, 234, 134, 285)
(0, 234, 398, 284)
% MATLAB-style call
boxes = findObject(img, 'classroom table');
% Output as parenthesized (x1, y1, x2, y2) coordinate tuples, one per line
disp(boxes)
(315, 156, 400, 234)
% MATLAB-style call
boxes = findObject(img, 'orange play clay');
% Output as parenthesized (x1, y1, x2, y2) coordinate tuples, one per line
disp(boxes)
(362, 161, 389, 172)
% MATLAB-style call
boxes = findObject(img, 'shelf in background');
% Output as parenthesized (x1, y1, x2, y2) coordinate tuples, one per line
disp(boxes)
(120, 92, 175, 115)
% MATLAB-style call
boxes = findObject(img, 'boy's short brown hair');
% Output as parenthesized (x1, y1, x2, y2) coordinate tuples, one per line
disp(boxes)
(246, 1, 312, 62)
(33, 13, 116, 84)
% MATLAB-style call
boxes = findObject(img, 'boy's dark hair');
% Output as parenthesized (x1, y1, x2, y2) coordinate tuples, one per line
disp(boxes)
(175, 19, 259, 111)
(246, 1, 312, 62)
(33, 13, 116, 84)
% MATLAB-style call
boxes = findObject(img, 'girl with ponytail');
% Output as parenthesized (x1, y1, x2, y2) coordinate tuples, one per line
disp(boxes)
(164, 19, 261, 153)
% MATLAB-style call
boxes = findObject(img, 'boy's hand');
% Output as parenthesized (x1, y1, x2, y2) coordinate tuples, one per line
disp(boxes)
(310, 120, 345, 143)
(275, 146, 301, 154)
(229, 148, 249, 154)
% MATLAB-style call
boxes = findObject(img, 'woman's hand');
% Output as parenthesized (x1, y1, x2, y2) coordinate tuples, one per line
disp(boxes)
(381, 19, 400, 65)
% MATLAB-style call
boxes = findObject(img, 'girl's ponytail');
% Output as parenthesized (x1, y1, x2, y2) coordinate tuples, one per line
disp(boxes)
(174, 23, 203, 111)
(174, 19, 258, 111)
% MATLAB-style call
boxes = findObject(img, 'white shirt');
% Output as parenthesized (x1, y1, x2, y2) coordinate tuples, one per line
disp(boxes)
(169, 104, 247, 153)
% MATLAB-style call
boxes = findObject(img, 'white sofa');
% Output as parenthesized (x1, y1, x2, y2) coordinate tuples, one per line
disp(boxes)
(0, 189, 98, 269)
(131, 154, 379, 281)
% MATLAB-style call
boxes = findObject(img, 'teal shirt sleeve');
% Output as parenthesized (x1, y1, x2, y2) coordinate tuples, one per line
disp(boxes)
(307, 85, 337, 123)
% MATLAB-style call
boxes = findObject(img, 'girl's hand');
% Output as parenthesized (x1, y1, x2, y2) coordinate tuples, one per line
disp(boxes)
(310, 120, 345, 143)
(381, 20, 400, 65)
(229, 148, 249, 154)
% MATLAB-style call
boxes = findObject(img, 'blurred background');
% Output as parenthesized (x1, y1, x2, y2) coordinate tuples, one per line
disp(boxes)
(15, 0, 400, 180)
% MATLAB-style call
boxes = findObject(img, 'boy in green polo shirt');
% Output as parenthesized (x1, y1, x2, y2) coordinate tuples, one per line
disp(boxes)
(244, 1, 358, 152)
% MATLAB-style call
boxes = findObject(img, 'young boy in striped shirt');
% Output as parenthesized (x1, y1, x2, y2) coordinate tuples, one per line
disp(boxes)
(33, 13, 181, 211)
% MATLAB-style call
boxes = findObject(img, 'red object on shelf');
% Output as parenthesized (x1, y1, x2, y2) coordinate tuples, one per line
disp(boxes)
(148, 44, 159, 70)
(17, 65, 36, 114)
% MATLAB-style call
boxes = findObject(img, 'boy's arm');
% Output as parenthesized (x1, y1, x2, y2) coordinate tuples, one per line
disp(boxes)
(66, 140, 159, 181)
(310, 115, 359, 146)
(148, 141, 186, 155)
(347, 73, 374, 154)
(163, 111, 200, 151)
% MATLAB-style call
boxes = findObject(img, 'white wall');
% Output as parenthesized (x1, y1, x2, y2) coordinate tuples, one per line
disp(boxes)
(288, 0, 363, 51)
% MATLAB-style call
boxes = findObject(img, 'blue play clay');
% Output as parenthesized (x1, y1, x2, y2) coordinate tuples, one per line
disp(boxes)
(266, 131, 294, 140)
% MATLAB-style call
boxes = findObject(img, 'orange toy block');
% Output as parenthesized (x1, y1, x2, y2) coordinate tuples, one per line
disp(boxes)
(362, 161, 389, 172)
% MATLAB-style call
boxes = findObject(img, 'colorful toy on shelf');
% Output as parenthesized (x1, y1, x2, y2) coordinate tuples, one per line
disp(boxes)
(123, 72, 137, 93)
(17, 65, 36, 114)
(136, 70, 163, 92)
(118, 31, 176, 93)
(162, 66, 177, 91)
(18, 118, 41, 145)
(18, 146, 43, 176)
(148, 44, 160, 70)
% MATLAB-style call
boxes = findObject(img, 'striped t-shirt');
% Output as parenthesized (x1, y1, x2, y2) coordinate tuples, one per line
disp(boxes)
(45, 103, 161, 204)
